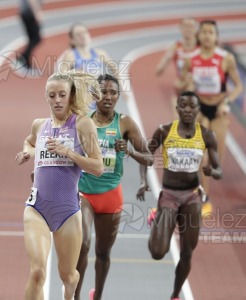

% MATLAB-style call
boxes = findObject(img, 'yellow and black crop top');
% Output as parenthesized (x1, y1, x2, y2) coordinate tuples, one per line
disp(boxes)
(163, 120, 206, 173)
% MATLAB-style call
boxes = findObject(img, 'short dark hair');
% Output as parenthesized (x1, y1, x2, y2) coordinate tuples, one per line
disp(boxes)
(199, 20, 219, 35)
(97, 74, 120, 95)
(177, 91, 200, 104)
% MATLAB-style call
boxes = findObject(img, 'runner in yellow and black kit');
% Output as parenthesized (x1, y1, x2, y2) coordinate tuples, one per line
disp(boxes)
(137, 91, 222, 300)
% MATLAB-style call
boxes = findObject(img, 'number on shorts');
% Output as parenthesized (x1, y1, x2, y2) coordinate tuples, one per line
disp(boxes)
(26, 187, 38, 205)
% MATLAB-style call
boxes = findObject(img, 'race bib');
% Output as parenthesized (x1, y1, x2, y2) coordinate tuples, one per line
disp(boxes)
(36, 136, 75, 167)
(193, 66, 220, 94)
(26, 187, 38, 205)
(167, 148, 203, 173)
(102, 147, 116, 173)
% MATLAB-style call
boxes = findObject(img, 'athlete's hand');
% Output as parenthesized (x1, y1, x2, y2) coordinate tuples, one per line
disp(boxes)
(15, 151, 30, 165)
(202, 165, 213, 177)
(114, 139, 128, 153)
(174, 73, 194, 91)
(216, 102, 230, 117)
(46, 138, 69, 157)
(136, 183, 151, 201)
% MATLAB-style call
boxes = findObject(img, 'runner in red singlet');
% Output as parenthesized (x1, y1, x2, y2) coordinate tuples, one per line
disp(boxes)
(177, 20, 243, 214)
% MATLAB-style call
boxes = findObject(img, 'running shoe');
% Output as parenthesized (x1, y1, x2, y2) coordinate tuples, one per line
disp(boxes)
(147, 208, 157, 226)
(89, 288, 95, 300)
(201, 201, 213, 217)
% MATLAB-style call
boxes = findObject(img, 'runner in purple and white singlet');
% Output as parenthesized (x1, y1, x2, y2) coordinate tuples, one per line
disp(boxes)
(15, 71, 103, 300)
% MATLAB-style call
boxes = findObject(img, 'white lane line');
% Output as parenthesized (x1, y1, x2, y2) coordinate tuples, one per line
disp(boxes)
(44, 234, 53, 300)
(2, 21, 246, 81)
(91, 21, 246, 47)
(1, 0, 246, 26)
(226, 132, 246, 175)
(0, 231, 24, 236)
(42, 7, 246, 27)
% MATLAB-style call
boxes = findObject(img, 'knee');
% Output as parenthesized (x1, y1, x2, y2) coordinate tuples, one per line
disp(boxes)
(80, 238, 91, 256)
(30, 266, 46, 286)
(95, 248, 110, 263)
(149, 241, 169, 260)
(59, 269, 79, 285)
(150, 250, 167, 260)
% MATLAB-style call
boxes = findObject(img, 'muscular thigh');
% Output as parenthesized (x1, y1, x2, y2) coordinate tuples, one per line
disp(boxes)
(150, 207, 177, 249)
(210, 114, 229, 159)
(210, 114, 229, 137)
(24, 206, 51, 265)
(81, 196, 94, 243)
(178, 203, 201, 250)
(94, 212, 121, 252)
(54, 210, 82, 272)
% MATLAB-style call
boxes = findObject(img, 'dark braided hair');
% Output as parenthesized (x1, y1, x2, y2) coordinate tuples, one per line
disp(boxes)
(97, 74, 120, 96)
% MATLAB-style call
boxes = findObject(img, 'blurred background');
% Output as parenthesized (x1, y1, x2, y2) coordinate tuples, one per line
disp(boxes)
(0, 0, 246, 299)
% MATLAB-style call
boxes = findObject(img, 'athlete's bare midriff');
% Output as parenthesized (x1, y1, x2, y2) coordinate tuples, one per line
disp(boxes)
(199, 93, 226, 106)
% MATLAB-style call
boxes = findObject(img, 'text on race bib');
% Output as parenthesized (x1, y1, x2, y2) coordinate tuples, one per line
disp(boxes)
(36, 136, 75, 167)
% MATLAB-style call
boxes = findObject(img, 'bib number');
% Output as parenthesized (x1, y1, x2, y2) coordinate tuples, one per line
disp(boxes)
(26, 187, 38, 205)
(102, 148, 116, 173)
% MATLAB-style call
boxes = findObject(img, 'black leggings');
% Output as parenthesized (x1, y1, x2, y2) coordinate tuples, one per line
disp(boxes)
(199, 102, 218, 121)
(20, 10, 41, 68)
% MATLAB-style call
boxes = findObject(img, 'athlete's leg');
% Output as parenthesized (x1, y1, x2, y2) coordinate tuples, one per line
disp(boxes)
(171, 203, 201, 299)
(93, 211, 121, 300)
(75, 197, 94, 300)
(20, 12, 41, 68)
(149, 206, 177, 260)
(197, 112, 211, 195)
(210, 114, 229, 163)
(23, 206, 51, 300)
(54, 210, 82, 300)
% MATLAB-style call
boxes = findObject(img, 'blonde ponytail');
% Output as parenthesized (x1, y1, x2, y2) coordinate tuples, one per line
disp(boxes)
(46, 70, 102, 116)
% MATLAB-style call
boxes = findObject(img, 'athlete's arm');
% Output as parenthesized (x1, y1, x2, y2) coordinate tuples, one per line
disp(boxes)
(175, 58, 193, 92)
(56, 49, 75, 73)
(120, 115, 153, 166)
(202, 127, 222, 180)
(97, 49, 118, 77)
(73, 116, 103, 176)
(155, 43, 176, 76)
(223, 53, 243, 103)
(136, 124, 169, 201)
(16, 118, 44, 165)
